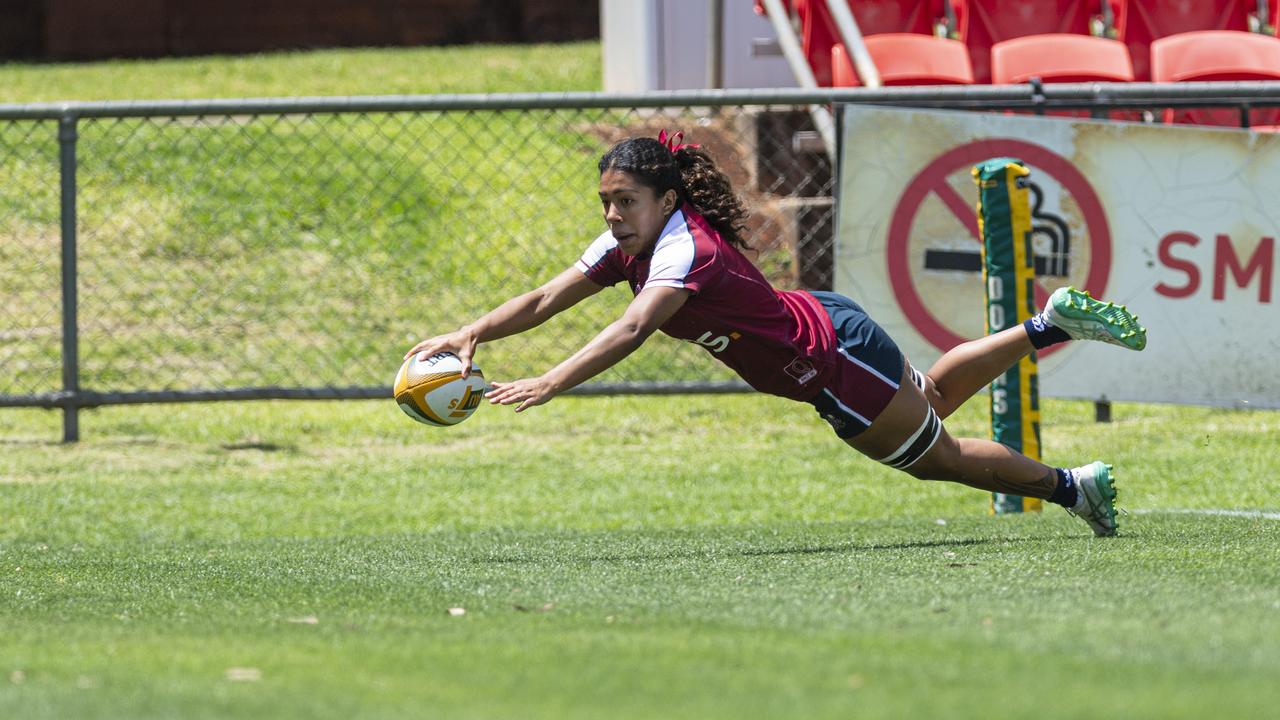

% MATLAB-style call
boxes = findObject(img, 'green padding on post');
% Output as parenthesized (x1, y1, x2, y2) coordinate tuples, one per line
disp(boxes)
(973, 158, 1043, 515)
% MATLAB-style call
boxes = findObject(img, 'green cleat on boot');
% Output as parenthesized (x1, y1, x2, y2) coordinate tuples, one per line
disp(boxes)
(1043, 286, 1147, 351)
(1066, 461, 1119, 537)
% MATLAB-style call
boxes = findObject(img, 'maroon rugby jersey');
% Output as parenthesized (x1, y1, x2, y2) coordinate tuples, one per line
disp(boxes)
(574, 204, 836, 401)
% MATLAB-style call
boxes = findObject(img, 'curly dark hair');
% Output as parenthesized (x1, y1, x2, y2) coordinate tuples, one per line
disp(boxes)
(598, 136, 751, 250)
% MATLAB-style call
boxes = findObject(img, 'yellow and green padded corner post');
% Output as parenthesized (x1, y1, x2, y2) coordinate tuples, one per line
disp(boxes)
(973, 158, 1043, 514)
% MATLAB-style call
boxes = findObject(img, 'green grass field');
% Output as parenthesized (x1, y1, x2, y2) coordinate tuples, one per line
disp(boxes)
(3, 395, 1279, 719)
(3, 42, 1280, 719)
(0, 43, 601, 102)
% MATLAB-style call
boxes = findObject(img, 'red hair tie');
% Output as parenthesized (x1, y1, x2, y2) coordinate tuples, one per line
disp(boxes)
(657, 129, 699, 153)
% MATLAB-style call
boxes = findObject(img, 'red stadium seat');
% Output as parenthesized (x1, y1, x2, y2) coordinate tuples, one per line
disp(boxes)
(1113, 0, 1253, 81)
(763, 0, 947, 86)
(991, 34, 1134, 83)
(832, 34, 975, 86)
(952, 0, 1102, 84)
(1150, 30, 1280, 127)
(990, 34, 1136, 119)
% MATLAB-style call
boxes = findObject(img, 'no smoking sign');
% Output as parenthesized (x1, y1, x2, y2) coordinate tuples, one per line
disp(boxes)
(885, 139, 1112, 356)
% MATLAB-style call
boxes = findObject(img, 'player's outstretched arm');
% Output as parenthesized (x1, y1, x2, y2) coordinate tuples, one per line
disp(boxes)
(486, 286, 689, 412)
(403, 267, 604, 376)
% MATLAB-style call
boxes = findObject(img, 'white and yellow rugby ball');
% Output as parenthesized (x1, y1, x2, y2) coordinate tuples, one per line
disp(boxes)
(394, 352, 487, 426)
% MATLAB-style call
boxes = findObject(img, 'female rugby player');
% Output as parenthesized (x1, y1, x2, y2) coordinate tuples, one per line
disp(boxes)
(405, 131, 1146, 537)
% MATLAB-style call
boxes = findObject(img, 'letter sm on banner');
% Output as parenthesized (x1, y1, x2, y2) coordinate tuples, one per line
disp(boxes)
(835, 106, 1279, 409)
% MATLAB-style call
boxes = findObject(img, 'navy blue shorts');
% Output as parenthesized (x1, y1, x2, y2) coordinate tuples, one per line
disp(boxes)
(807, 291, 908, 439)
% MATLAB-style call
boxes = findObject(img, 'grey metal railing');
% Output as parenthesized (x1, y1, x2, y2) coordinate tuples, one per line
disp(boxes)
(4, 82, 1280, 441)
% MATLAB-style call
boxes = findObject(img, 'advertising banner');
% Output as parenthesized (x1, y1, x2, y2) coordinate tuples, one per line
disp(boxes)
(836, 106, 1279, 408)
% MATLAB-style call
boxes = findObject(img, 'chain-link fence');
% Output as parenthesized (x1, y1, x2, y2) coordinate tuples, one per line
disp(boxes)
(4, 83, 1280, 440)
(1, 117, 61, 405)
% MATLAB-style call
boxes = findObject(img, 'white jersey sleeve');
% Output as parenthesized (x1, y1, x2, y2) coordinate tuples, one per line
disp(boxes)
(575, 230, 617, 274)
(575, 230, 624, 286)
(643, 212, 698, 290)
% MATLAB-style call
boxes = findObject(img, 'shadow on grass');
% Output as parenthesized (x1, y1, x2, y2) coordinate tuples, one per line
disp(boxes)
(0, 438, 63, 447)
(0, 436, 165, 448)
(221, 441, 293, 452)
(477, 537, 1009, 565)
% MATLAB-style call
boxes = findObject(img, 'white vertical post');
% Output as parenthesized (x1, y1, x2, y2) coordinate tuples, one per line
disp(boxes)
(601, 0, 662, 92)
(757, 0, 836, 161)
(823, 0, 881, 88)
(707, 0, 724, 88)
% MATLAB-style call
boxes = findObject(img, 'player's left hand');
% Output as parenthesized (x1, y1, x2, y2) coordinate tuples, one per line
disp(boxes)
(485, 377, 556, 413)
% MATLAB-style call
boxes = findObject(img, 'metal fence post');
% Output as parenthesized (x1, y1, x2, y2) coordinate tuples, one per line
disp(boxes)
(58, 112, 80, 442)
(706, 0, 723, 90)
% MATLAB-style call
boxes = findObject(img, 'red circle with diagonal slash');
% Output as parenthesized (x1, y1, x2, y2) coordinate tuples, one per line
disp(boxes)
(887, 138, 1111, 356)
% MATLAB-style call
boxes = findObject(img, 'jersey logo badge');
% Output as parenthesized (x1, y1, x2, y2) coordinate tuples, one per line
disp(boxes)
(784, 358, 818, 384)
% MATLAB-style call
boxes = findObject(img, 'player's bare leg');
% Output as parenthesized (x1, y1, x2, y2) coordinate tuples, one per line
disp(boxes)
(918, 286, 1148, 420)
(849, 363, 1053, 496)
(917, 326, 1033, 420)
(847, 364, 1119, 536)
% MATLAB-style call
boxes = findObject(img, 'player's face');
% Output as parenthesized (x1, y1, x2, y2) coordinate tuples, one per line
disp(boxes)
(598, 169, 677, 257)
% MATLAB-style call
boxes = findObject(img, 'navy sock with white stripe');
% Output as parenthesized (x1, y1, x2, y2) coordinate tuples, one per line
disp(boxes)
(1023, 312, 1071, 349)
(1047, 467, 1079, 508)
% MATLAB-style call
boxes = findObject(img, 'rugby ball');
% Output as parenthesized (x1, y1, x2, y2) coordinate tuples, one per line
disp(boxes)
(394, 352, 487, 426)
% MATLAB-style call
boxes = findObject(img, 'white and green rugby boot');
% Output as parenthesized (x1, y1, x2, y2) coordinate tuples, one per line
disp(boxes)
(1043, 286, 1147, 351)
(1066, 461, 1119, 537)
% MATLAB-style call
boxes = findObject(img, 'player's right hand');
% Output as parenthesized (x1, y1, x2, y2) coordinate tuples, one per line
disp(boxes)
(403, 328, 478, 378)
